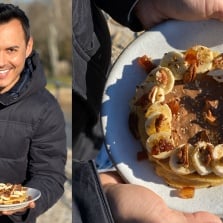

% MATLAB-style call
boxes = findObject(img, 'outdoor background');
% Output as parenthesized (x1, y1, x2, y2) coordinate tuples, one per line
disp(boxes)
(2, 0, 72, 222)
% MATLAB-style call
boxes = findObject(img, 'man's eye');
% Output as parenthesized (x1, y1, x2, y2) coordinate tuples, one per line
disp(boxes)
(7, 48, 17, 53)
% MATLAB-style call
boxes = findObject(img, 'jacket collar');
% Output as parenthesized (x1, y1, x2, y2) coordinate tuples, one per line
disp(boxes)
(0, 53, 35, 106)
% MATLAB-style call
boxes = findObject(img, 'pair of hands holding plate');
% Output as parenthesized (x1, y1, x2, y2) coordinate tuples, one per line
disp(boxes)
(0, 201, 35, 216)
(0, 187, 41, 216)
(100, 172, 222, 223)
(101, 0, 223, 222)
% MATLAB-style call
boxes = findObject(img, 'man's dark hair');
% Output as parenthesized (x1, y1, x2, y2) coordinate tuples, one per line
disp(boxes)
(0, 3, 30, 44)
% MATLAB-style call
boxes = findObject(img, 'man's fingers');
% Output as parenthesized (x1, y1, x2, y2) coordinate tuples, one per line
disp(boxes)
(1, 201, 36, 216)
(184, 211, 222, 223)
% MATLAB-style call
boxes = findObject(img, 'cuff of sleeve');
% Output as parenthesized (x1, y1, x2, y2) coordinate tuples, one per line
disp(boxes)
(97, 167, 116, 173)
(8, 209, 31, 222)
(127, 0, 144, 32)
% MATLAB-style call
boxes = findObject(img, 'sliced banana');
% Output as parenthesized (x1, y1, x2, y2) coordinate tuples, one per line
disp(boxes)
(133, 81, 156, 102)
(145, 85, 166, 104)
(212, 53, 223, 69)
(150, 86, 165, 103)
(169, 144, 196, 175)
(212, 144, 223, 177)
(192, 141, 214, 175)
(145, 101, 172, 119)
(145, 66, 175, 94)
(146, 132, 174, 159)
(207, 69, 223, 83)
(133, 82, 166, 108)
(160, 51, 188, 80)
(145, 111, 171, 136)
(184, 45, 213, 74)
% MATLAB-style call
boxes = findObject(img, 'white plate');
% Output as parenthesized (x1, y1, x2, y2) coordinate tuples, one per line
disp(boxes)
(101, 19, 223, 216)
(0, 187, 41, 211)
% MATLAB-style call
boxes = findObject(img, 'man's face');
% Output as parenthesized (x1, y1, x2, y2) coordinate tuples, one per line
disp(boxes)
(0, 19, 33, 94)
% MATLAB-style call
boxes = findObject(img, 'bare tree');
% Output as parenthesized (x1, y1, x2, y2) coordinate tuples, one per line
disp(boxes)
(22, 0, 72, 77)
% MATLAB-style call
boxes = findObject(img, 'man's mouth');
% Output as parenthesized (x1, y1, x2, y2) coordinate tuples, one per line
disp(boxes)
(0, 69, 10, 78)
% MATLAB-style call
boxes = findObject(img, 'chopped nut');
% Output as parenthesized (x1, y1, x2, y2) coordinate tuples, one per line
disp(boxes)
(167, 98, 180, 115)
(177, 187, 195, 199)
(156, 69, 168, 86)
(151, 139, 174, 155)
(203, 109, 218, 126)
(204, 99, 219, 111)
(183, 63, 197, 83)
(213, 53, 223, 69)
(138, 55, 156, 73)
(177, 144, 189, 167)
(199, 144, 213, 166)
(155, 114, 165, 132)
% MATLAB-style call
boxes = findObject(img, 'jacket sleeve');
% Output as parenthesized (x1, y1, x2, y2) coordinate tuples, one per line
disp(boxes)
(94, 0, 143, 31)
(10, 96, 67, 222)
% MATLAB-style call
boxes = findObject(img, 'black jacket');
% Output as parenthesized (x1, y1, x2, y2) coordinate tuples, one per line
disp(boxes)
(73, 0, 143, 160)
(73, 0, 142, 106)
(73, 1, 143, 223)
(0, 51, 67, 223)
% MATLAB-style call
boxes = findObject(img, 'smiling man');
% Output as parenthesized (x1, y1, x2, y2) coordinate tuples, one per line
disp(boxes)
(0, 3, 67, 223)
(0, 19, 32, 93)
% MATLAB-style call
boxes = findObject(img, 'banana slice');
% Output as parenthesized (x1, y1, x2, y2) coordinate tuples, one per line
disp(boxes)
(192, 141, 214, 175)
(149, 86, 165, 103)
(132, 85, 166, 111)
(184, 45, 213, 74)
(207, 69, 223, 83)
(169, 144, 196, 175)
(133, 82, 155, 102)
(133, 82, 166, 107)
(212, 144, 223, 177)
(145, 66, 175, 94)
(212, 53, 223, 69)
(146, 132, 174, 159)
(160, 51, 188, 80)
(145, 111, 171, 136)
(145, 101, 172, 119)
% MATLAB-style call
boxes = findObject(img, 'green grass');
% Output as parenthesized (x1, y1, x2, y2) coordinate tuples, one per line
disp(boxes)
(46, 75, 71, 91)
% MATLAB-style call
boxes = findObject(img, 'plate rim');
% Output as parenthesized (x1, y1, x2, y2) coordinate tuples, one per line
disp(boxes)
(101, 19, 223, 215)
(0, 187, 41, 208)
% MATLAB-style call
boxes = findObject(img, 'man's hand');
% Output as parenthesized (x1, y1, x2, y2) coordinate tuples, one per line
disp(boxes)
(134, 0, 223, 29)
(1, 201, 35, 216)
(100, 172, 222, 223)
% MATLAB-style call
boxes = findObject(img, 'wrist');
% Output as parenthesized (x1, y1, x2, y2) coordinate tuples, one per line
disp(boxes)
(99, 171, 125, 186)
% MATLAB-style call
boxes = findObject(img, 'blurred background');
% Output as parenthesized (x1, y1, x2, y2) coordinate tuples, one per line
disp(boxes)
(2, 0, 72, 222)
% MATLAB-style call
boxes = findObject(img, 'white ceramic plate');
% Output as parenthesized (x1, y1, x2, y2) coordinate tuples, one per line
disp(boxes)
(0, 187, 41, 211)
(101, 19, 223, 216)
